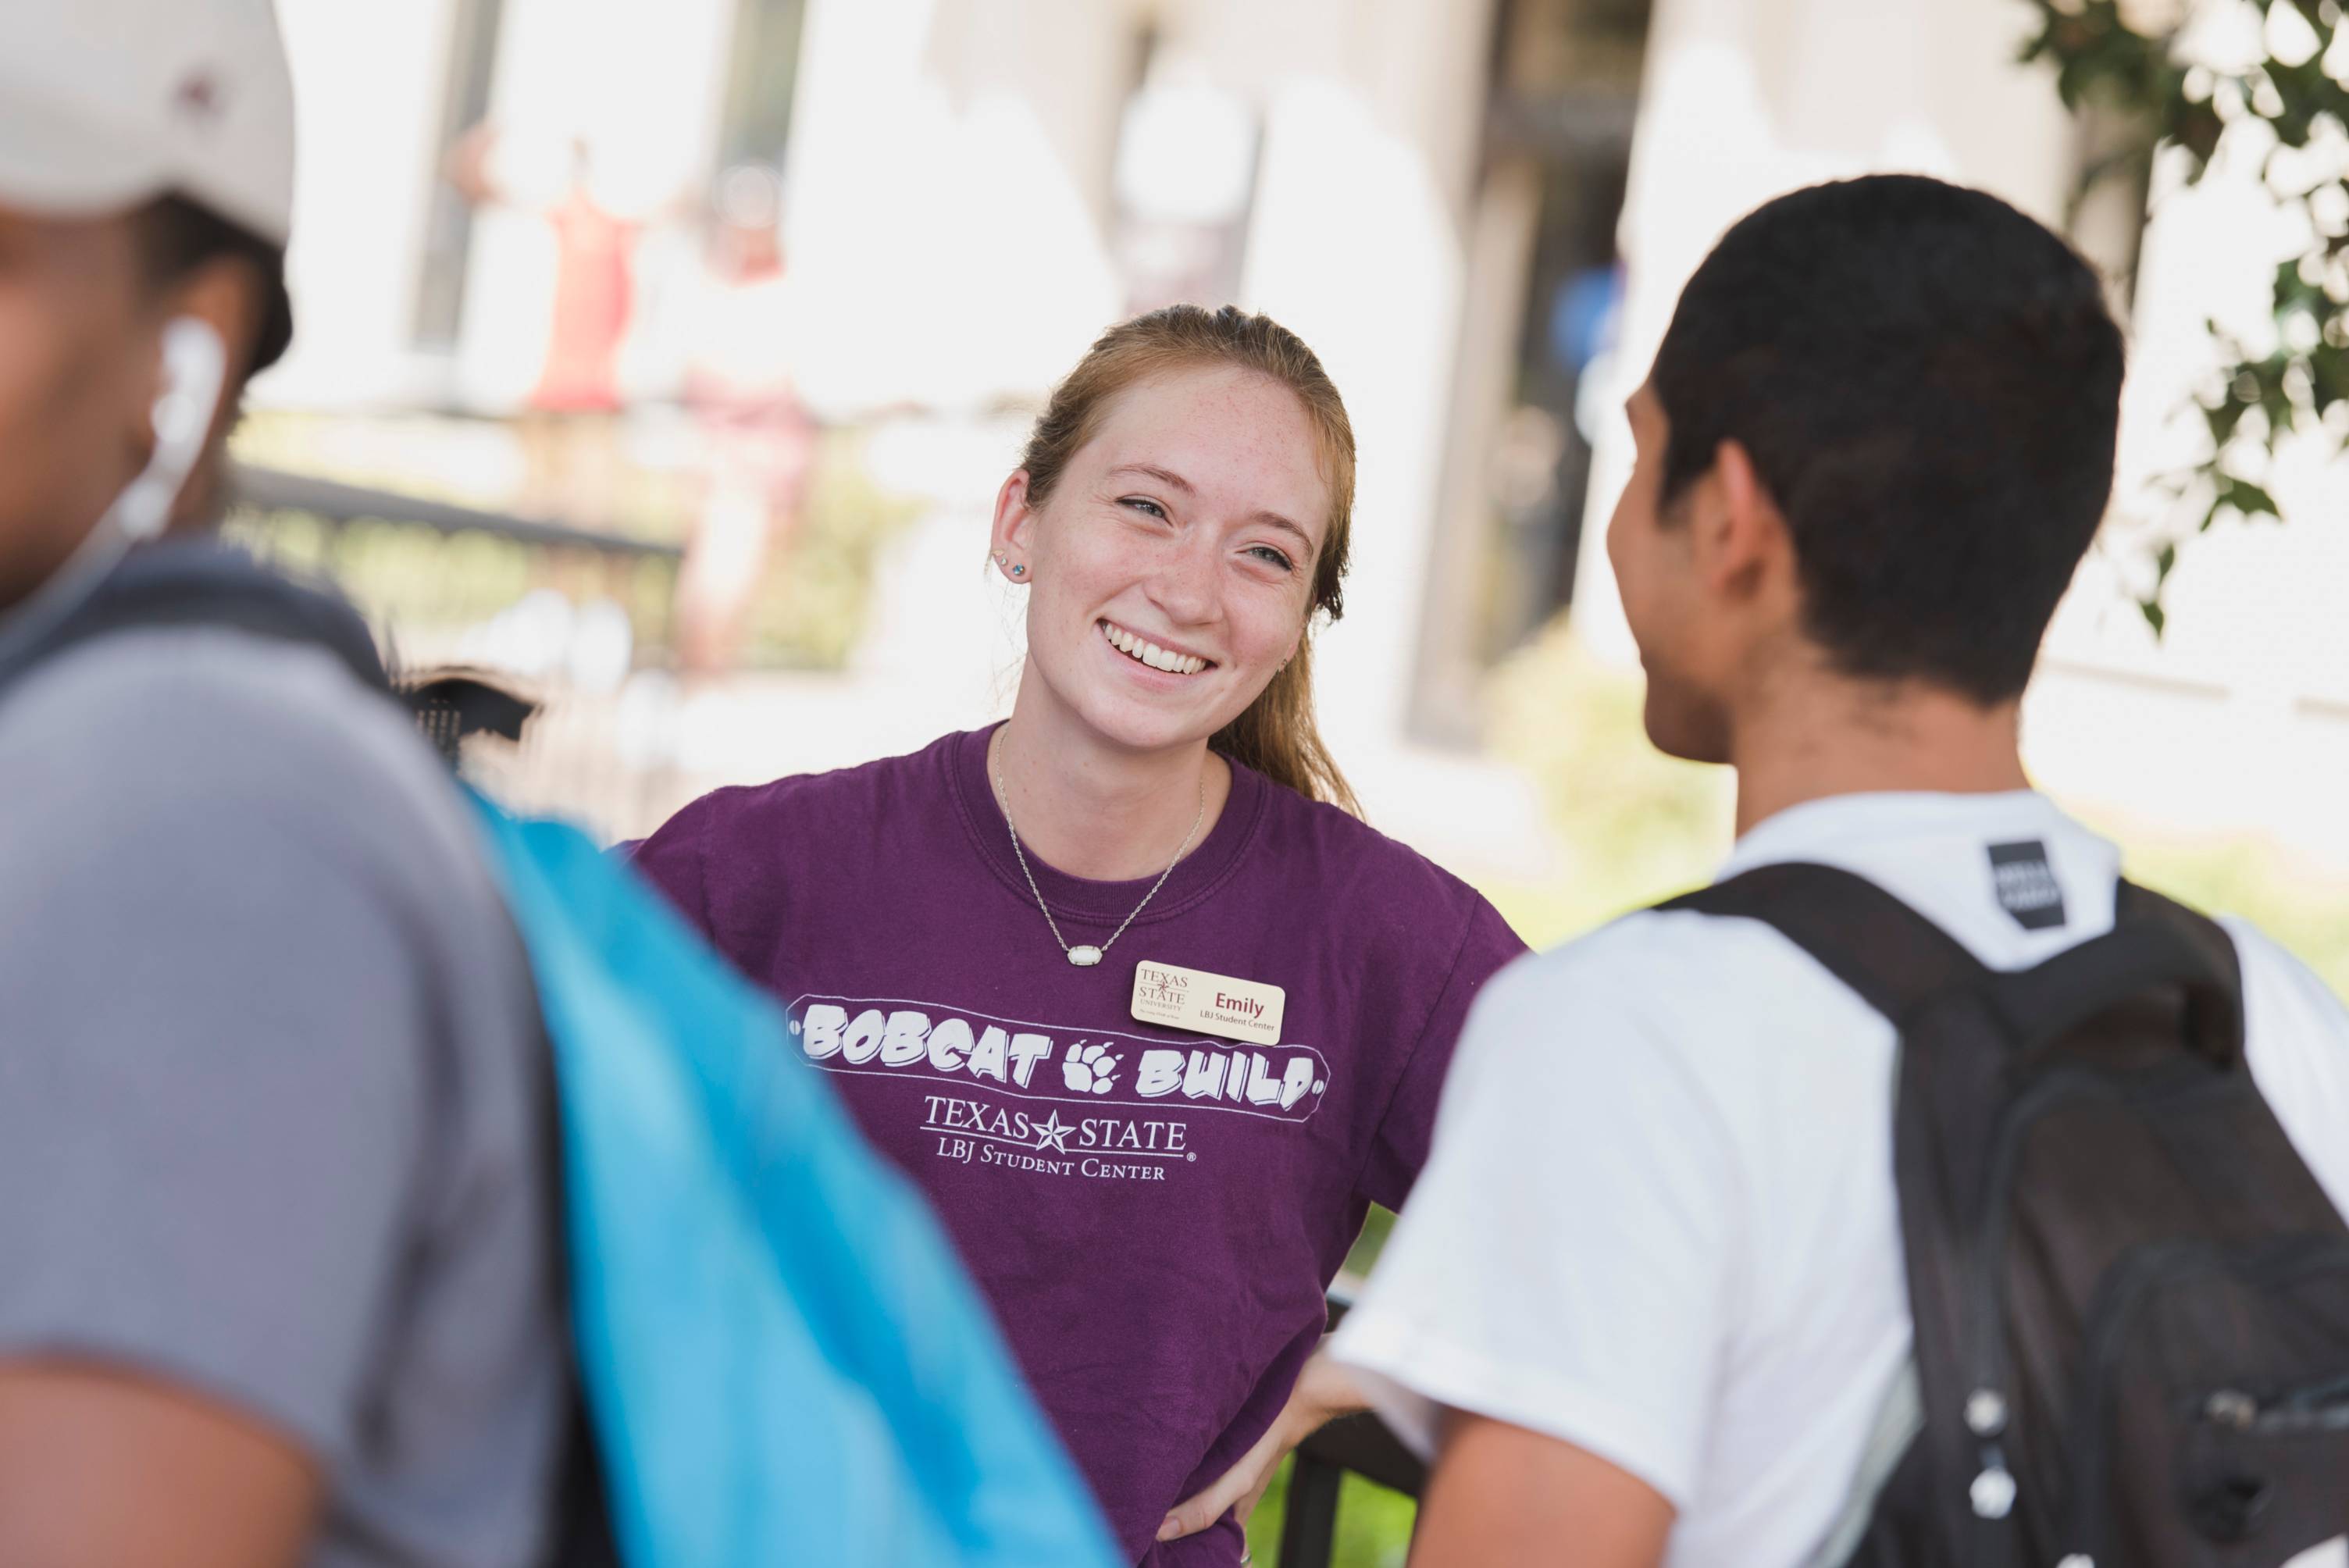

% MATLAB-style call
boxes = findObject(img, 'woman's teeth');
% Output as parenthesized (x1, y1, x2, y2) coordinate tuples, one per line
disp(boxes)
(1100, 621, 1207, 675)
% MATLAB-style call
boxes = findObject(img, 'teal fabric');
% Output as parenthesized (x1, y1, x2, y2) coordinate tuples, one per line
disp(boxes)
(468, 795, 1122, 1568)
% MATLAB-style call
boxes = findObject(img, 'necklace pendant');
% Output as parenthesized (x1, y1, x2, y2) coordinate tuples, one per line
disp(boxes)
(1067, 945, 1104, 968)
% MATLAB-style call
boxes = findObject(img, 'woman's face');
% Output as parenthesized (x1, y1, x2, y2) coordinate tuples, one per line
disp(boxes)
(994, 363, 1331, 757)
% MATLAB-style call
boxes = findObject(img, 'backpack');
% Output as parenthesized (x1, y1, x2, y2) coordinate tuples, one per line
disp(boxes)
(1, 540, 1123, 1568)
(1663, 863, 2349, 1568)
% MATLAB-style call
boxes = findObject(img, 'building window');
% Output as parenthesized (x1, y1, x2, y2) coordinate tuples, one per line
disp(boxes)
(1479, 0, 1649, 652)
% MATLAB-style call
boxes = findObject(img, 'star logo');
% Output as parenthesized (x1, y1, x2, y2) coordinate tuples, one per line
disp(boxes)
(1032, 1112, 1074, 1155)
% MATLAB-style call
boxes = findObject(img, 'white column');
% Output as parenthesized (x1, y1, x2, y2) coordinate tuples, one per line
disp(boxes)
(1230, 0, 1500, 750)
(261, 0, 462, 407)
(779, 0, 1129, 415)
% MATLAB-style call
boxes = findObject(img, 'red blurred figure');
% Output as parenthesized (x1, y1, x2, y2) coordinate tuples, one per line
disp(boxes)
(673, 162, 815, 675)
(449, 127, 637, 525)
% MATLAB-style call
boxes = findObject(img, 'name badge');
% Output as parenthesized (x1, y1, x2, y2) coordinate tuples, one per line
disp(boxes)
(1131, 960, 1285, 1046)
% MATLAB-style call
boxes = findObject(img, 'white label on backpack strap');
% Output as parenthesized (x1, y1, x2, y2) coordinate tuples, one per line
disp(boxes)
(2284, 1538, 2347, 1568)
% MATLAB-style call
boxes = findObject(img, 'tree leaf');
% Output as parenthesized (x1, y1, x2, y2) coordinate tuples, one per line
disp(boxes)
(2222, 479, 2283, 521)
(2169, 98, 2226, 167)
(2312, 342, 2349, 408)
(2205, 395, 2251, 447)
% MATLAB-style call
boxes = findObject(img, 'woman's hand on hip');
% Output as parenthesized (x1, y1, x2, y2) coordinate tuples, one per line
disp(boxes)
(1158, 1341, 1367, 1544)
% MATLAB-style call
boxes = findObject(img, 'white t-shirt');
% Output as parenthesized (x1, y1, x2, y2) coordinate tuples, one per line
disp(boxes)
(1332, 790, 2349, 1568)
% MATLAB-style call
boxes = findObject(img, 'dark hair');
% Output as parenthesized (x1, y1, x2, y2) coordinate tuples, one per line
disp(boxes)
(130, 194, 294, 376)
(1650, 174, 2123, 704)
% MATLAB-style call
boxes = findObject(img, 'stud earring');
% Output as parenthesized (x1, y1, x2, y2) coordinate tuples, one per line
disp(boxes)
(1011, 563, 1027, 578)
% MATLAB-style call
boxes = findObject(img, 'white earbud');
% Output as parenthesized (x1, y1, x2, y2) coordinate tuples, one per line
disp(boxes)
(111, 316, 228, 543)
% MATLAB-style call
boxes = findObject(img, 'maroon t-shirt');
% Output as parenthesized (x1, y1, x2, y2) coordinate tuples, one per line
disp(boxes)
(630, 726, 1524, 1563)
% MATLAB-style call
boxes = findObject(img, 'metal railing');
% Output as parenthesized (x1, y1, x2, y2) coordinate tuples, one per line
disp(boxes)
(1279, 1285, 1424, 1567)
(230, 461, 684, 665)
(234, 464, 686, 562)
(228, 463, 689, 839)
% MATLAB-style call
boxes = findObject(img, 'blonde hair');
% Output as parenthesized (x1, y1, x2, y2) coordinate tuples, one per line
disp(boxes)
(1018, 304, 1360, 814)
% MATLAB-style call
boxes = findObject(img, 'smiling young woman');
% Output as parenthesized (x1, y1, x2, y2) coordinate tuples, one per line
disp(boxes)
(629, 304, 1526, 1565)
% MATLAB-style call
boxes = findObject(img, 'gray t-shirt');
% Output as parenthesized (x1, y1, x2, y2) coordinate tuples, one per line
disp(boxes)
(0, 626, 566, 1568)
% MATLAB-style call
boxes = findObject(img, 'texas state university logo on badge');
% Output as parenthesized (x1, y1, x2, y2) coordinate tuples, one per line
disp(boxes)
(788, 993, 1330, 1184)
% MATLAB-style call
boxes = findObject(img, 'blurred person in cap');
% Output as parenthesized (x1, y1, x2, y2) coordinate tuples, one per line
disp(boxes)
(0, 4, 569, 1566)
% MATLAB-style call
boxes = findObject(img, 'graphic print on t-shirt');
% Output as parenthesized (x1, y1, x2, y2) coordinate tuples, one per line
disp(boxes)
(790, 992, 1331, 1185)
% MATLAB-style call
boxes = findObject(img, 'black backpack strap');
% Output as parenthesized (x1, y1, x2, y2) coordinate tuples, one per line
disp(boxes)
(1659, 861, 1993, 1025)
(1978, 880, 2244, 1067)
(1665, 866, 2247, 1073)
(0, 539, 391, 697)
(1663, 861, 2008, 1563)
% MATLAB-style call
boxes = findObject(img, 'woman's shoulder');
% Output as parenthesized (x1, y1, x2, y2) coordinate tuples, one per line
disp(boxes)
(654, 729, 969, 846)
(1245, 764, 1500, 928)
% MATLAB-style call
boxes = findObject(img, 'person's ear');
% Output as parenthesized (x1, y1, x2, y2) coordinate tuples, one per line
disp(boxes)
(156, 258, 262, 408)
(989, 469, 1039, 583)
(1694, 437, 1792, 607)
(147, 258, 262, 530)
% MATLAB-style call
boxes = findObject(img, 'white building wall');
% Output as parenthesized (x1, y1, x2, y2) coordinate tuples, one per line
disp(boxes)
(1222, 0, 1498, 754)
(778, 0, 1132, 417)
(264, 0, 465, 408)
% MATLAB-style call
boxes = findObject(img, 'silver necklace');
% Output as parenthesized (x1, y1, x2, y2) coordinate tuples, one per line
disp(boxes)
(991, 745, 1207, 968)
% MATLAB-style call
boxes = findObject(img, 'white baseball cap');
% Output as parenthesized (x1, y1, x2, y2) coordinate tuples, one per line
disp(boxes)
(0, 0, 294, 246)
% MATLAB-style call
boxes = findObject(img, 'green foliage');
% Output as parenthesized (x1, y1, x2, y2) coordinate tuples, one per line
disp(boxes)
(1478, 626, 2349, 1003)
(2020, 0, 2349, 620)
(2087, 815, 2349, 993)
(1245, 1460, 1417, 1568)
(1477, 621, 1734, 950)
(229, 413, 918, 670)
(736, 429, 921, 668)
(225, 508, 684, 660)
(1341, 1204, 1396, 1279)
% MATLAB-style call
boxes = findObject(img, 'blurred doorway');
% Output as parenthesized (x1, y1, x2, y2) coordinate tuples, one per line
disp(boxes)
(1411, 0, 1650, 746)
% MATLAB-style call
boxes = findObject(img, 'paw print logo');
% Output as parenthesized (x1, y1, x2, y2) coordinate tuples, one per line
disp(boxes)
(1061, 1042, 1121, 1096)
